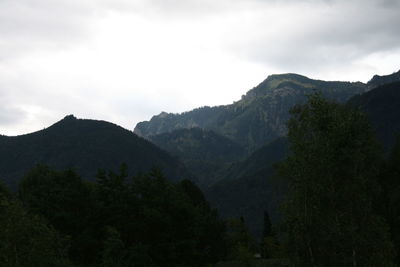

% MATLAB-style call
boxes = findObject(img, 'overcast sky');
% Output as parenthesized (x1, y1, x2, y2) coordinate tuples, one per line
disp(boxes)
(1, 0, 399, 135)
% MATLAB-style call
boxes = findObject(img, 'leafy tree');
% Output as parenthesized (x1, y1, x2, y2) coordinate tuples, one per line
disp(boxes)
(0, 188, 71, 267)
(129, 170, 226, 266)
(18, 165, 96, 264)
(16, 164, 227, 266)
(178, 179, 227, 263)
(279, 94, 395, 266)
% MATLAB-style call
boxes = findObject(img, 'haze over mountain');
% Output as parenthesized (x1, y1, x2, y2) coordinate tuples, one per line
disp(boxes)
(0, 115, 192, 189)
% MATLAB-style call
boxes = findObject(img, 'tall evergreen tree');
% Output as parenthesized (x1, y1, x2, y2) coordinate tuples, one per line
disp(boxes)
(260, 210, 284, 259)
(262, 211, 273, 238)
(279, 94, 395, 266)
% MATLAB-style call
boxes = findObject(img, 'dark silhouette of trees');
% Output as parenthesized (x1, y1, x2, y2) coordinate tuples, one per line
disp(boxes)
(0, 181, 71, 267)
(279, 94, 395, 266)
(12, 164, 227, 266)
(380, 135, 400, 264)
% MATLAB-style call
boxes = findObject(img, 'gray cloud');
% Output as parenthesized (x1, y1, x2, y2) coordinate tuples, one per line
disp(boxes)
(226, 0, 400, 73)
(0, 0, 96, 61)
(0, 0, 399, 135)
(0, 105, 25, 126)
(0, 88, 26, 127)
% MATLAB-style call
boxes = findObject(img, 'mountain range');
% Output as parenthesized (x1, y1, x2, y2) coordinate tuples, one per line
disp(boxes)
(135, 70, 400, 237)
(135, 73, 371, 152)
(205, 74, 400, 237)
(1, 70, 399, 239)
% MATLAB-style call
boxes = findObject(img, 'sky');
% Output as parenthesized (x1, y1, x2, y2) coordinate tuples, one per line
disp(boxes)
(0, 0, 399, 136)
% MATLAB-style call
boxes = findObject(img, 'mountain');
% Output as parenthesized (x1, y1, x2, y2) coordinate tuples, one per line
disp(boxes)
(133, 70, 400, 238)
(0, 115, 192, 189)
(135, 73, 368, 152)
(204, 137, 289, 238)
(348, 80, 400, 150)
(149, 127, 246, 186)
(206, 73, 400, 238)
(366, 70, 400, 90)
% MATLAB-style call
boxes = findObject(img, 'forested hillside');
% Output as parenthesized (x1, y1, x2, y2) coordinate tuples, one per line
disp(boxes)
(0, 115, 192, 189)
(205, 78, 400, 240)
(2, 71, 400, 266)
(205, 137, 289, 238)
(149, 127, 246, 186)
(135, 73, 369, 152)
(0, 166, 229, 266)
(348, 80, 400, 150)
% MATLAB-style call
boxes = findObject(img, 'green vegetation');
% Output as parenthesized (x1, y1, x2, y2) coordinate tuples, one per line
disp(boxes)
(2, 71, 400, 266)
(380, 136, 400, 264)
(0, 165, 229, 266)
(207, 78, 400, 241)
(205, 137, 288, 238)
(135, 73, 370, 152)
(150, 127, 246, 186)
(279, 94, 395, 266)
(225, 217, 257, 264)
(0, 115, 191, 189)
(0, 182, 71, 267)
(348, 81, 400, 150)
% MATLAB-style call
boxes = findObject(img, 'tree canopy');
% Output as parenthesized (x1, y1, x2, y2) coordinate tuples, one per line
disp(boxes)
(14, 165, 227, 266)
(279, 94, 395, 266)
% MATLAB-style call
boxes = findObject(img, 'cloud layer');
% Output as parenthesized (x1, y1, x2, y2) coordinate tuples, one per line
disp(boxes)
(0, 0, 399, 135)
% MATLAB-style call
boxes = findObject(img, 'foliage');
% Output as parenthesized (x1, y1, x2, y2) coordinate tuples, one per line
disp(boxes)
(380, 135, 400, 264)
(0, 189, 71, 267)
(135, 73, 370, 151)
(260, 211, 284, 259)
(205, 138, 289, 238)
(0, 115, 191, 189)
(150, 127, 246, 186)
(348, 81, 400, 150)
(18, 165, 96, 264)
(279, 93, 395, 266)
(225, 217, 257, 264)
(16, 164, 226, 266)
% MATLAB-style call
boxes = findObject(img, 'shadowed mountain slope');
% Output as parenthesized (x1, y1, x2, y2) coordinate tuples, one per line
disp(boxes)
(349, 80, 400, 150)
(0, 115, 191, 189)
(204, 137, 289, 238)
(149, 127, 246, 186)
(206, 73, 400, 238)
